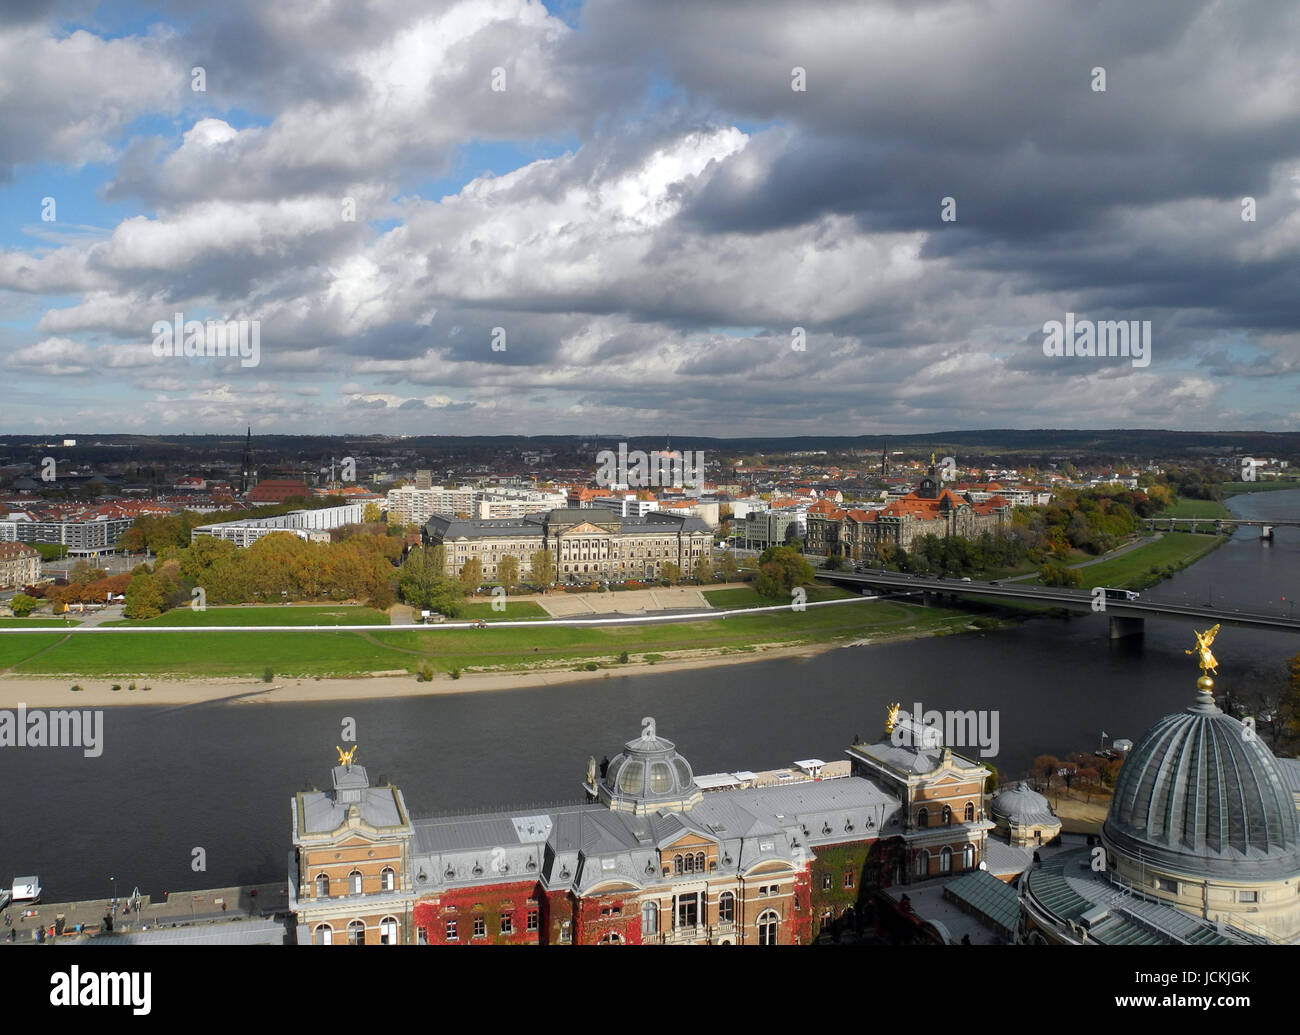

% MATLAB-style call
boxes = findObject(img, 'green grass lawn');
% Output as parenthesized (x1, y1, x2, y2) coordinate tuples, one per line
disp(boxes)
(0, 597, 975, 679)
(102, 605, 391, 627)
(1219, 479, 1300, 497)
(703, 586, 856, 609)
(1157, 498, 1233, 519)
(1029, 532, 1225, 590)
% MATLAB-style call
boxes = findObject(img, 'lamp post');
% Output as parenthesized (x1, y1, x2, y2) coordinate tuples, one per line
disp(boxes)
(110, 875, 117, 913)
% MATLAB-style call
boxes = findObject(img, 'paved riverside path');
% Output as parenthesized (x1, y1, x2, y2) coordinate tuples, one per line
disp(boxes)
(1, 881, 288, 944)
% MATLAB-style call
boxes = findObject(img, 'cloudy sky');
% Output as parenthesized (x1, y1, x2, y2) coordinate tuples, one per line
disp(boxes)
(1, 0, 1298, 437)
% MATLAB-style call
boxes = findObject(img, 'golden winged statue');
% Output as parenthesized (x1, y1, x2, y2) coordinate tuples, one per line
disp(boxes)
(1186, 624, 1221, 679)
(337, 745, 358, 767)
(884, 701, 902, 734)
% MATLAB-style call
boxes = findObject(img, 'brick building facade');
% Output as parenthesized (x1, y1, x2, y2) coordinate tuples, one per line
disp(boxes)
(290, 714, 992, 945)
(806, 460, 1010, 559)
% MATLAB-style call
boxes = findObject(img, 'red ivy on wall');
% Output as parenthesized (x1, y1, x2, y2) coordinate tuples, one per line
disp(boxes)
(412, 880, 543, 945)
(574, 897, 643, 945)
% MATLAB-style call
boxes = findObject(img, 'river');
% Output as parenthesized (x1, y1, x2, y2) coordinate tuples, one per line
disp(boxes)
(4, 488, 1298, 902)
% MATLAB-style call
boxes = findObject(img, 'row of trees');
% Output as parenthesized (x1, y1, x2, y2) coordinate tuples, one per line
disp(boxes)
(117, 499, 383, 555)
(1028, 752, 1125, 801)
(122, 527, 404, 618)
(856, 528, 1045, 578)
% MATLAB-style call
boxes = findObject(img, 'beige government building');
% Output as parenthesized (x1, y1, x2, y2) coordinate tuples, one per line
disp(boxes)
(423, 507, 713, 583)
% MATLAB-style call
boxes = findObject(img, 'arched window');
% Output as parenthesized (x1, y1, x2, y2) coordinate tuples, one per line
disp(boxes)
(695, 852, 706, 871)
(683, 854, 694, 873)
(313, 923, 332, 946)
(642, 902, 658, 936)
(673, 854, 684, 874)
(942, 805, 953, 825)
(964, 801, 975, 823)
(963, 843, 975, 870)
(757, 909, 779, 946)
(916, 807, 929, 829)
(349, 870, 363, 895)
(314, 874, 329, 898)
(379, 916, 399, 945)
(381, 867, 395, 892)
(598, 931, 623, 944)
(916, 850, 931, 877)
(719, 892, 735, 924)
(940, 846, 953, 874)
(347, 920, 366, 945)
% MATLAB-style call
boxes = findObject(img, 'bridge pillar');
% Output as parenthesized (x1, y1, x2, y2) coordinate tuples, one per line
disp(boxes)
(1109, 616, 1144, 640)
(1261, 525, 1274, 540)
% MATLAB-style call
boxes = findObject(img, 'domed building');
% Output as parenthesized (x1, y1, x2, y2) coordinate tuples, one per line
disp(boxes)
(990, 782, 1061, 848)
(595, 721, 703, 815)
(1099, 635, 1300, 943)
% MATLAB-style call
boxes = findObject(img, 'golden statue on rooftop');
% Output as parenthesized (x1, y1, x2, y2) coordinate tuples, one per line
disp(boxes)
(884, 702, 901, 734)
(337, 745, 358, 767)
(1186, 624, 1221, 690)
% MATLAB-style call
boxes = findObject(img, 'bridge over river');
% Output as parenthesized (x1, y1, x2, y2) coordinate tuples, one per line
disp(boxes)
(817, 569, 1300, 639)
(1143, 516, 1300, 539)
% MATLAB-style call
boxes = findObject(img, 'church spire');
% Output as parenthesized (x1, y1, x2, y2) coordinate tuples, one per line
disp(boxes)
(240, 425, 254, 495)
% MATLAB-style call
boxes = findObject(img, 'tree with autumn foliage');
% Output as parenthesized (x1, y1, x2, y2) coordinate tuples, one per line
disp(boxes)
(530, 548, 555, 590)
(1031, 754, 1062, 791)
(459, 556, 483, 594)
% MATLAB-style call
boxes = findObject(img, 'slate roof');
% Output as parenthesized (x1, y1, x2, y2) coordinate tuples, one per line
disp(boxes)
(990, 782, 1058, 827)
(405, 776, 900, 898)
(943, 869, 1021, 937)
(1104, 692, 1300, 881)
(1021, 848, 1252, 945)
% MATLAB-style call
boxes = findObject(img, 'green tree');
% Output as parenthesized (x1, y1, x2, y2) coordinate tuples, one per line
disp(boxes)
(755, 545, 815, 599)
(1039, 563, 1081, 588)
(661, 562, 682, 585)
(124, 573, 165, 619)
(530, 548, 555, 590)
(823, 552, 845, 571)
(693, 555, 713, 582)
(398, 546, 448, 607)
(362, 502, 382, 523)
(498, 555, 520, 593)
(9, 593, 37, 617)
(718, 552, 739, 583)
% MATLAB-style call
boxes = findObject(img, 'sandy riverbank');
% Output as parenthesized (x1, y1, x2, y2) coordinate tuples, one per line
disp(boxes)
(0, 642, 828, 708)
(0, 626, 957, 708)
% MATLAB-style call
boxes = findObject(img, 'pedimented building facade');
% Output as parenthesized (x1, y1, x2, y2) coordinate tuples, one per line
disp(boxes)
(424, 507, 713, 583)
